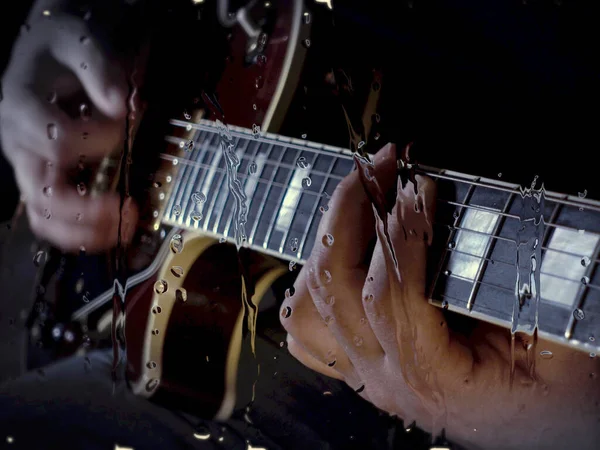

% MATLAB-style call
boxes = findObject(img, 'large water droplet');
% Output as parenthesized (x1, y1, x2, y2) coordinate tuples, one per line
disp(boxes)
(289, 237, 299, 252)
(581, 276, 590, 285)
(170, 234, 184, 253)
(581, 256, 591, 267)
(301, 177, 312, 188)
(191, 192, 206, 204)
(154, 280, 168, 294)
(322, 234, 334, 247)
(47, 123, 57, 140)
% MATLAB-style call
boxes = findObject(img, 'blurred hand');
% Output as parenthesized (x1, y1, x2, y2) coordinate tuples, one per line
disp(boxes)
(0, 5, 138, 253)
(281, 143, 600, 449)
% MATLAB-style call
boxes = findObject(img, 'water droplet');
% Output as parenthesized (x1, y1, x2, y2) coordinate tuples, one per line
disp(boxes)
(185, 140, 194, 152)
(47, 123, 57, 140)
(448, 241, 456, 249)
(47, 91, 57, 103)
(248, 162, 258, 174)
(170, 234, 184, 253)
(252, 123, 261, 138)
(80, 62, 88, 70)
(42, 186, 53, 197)
(288, 261, 297, 271)
(444, 270, 451, 276)
(151, 329, 160, 335)
(582, 276, 590, 285)
(364, 294, 374, 303)
(581, 256, 591, 267)
(146, 361, 157, 369)
(573, 308, 585, 320)
(289, 237, 299, 252)
(281, 306, 292, 318)
(301, 177, 312, 188)
(154, 280, 168, 294)
(172, 205, 182, 217)
(79, 35, 89, 44)
(191, 212, 203, 221)
(319, 205, 329, 214)
(301, 133, 307, 139)
(327, 359, 336, 367)
(357, 141, 365, 149)
(325, 295, 335, 305)
(79, 103, 90, 121)
(540, 350, 553, 359)
(367, 276, 374, 282)
(296, 156, 310, 169)
(322, 233, 334, 247)
(170, 266, 184, 277)
(145, 378, 159, 392)
(302, 39, 311, 48)
(183, 110, 191, 120)
(452, 210, 460, 219)
(353, 335, 364, 347)
(498, 173, 502, 178)
(320, 270, 332, 284)
(77, 182, 87, 196)
(252, 103, 257, 110)
(33, 250, 46, 267)
(303, 11, 311, 23)
(579, 189, 588, 199)
(152, 305, 163, 314)
(589, 335, 596, 342)
(363, 165, 375, 181)
(441, 300, 449, 309)
(43, 209, 52, 220)
(186, 124, 192, 131)
(284, 287, 295, 298)
(190, 192, 206, 204)
(255, 76, 264, 89)
(176, 288, 187, 302)
(219, 237, 226, 243)
(590, 352, 597, 359)
(324, 316, 334, 325)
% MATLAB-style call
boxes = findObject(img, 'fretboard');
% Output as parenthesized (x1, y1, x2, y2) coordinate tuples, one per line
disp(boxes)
(160, 119, 600, 354)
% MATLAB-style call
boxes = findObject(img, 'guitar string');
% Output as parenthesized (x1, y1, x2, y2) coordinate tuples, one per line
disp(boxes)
(169, 119, 600, 213)
(157, 147, 599, 238)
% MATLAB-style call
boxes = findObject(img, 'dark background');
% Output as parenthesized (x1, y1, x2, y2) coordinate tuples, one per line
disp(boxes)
(1, 0, 598, 220)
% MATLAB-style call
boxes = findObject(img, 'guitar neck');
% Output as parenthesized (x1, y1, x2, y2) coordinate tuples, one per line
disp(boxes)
(155, 118, 600, 354)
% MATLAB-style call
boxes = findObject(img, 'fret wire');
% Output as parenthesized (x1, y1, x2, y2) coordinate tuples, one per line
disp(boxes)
(247, 144, 281, 245)
(428, 179, 479, 302)
(164, 135, 347, 182)
(440, 198, 583, 234)
(447, 271, 514, 294)
(168, 131, 205, 221)
(170, 119, 600, 213)
(420, 167, 600, 213)
(157, 149, 600, 241)
(563, 238, 600, 339)
(278, 150, 321, 255)
(178, 132, 215, 226)
(296, 155, 338, 260)
(437, 221, 600, 262)
(220, 138, 253, 237)
(211, 137, 246, 234)
(223, 138, 264, 236)
(445, 247, 600, 288)
(466, 191, 516, 311)
(261, 148, 303, 249)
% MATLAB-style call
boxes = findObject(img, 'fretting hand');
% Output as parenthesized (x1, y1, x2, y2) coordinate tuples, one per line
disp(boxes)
(280, 143, 600, 450)
(0, 3, 138, 253)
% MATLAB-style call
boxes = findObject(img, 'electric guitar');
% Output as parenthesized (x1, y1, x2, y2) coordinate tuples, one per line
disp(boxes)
(20, 0, 600, 421)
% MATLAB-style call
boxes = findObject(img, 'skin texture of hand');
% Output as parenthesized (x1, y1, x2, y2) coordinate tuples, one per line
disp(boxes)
(0, 2, 138, 253)
(280, 143, 600, 450)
